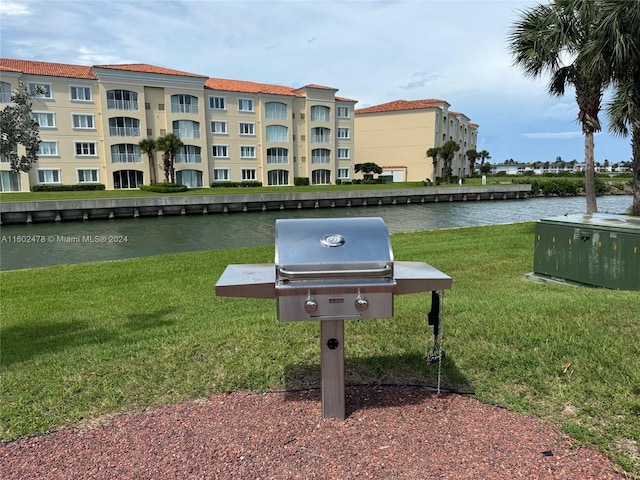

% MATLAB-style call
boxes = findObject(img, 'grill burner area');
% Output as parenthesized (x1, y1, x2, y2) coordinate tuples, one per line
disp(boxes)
(216, 217, 452, 418)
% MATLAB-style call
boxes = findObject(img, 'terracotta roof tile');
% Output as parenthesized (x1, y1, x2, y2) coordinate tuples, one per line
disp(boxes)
(205, 77, 302, 96)
(0, 58, 96, 79)
(95, 63, 207, 78)
(355, 99, 448, 115)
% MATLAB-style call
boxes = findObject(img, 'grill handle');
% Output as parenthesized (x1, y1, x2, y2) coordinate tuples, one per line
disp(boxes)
(278, 265, 392, 280)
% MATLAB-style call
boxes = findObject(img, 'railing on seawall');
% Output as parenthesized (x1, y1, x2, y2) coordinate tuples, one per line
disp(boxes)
(0, 185, 532, 225)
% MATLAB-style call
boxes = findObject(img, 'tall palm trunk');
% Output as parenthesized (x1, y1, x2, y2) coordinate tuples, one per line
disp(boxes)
(576, 78, 603, 214)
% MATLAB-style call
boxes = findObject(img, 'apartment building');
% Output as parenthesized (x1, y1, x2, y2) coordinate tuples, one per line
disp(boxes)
(354, 99, 478, 182)
(0, 59, 356, 191)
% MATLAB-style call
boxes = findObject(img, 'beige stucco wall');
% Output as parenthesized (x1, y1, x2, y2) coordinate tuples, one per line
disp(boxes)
(355, 109, 438, 182)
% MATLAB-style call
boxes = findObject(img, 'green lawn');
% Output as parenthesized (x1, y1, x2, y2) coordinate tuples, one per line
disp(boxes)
(1, 223, 638, 475)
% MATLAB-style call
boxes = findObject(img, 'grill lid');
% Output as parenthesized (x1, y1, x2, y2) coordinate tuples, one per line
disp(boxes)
(275, 217, 393, 276)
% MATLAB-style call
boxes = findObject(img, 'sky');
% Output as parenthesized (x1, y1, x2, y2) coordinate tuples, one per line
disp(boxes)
(0, 0, 632, 165)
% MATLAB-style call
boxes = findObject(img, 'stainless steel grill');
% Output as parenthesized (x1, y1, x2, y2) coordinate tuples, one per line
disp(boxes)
(216, 217, 452, 419)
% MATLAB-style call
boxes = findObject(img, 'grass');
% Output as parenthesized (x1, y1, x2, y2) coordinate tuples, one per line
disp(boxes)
(1, 223, 639, 476)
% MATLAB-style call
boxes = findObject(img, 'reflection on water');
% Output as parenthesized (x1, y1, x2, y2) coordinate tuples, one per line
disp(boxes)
(0, 195, 632, 271)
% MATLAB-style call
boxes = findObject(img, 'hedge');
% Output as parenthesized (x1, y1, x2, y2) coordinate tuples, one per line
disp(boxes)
(209, 181, 263, 188)
(31, 184, 105, 192)
(140, 183, 189, 193)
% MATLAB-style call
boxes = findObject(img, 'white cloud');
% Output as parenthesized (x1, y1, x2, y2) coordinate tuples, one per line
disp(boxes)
(0, 1, 31, 16)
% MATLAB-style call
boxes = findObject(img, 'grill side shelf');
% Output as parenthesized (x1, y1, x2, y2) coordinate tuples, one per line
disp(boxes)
(215, 264, 277, 299)
(393, 261, 452, 294)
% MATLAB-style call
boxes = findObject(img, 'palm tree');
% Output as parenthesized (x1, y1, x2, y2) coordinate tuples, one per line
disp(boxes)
(426, 147, 440, 182)
(156, 133, 183, 183)
(508, 0, 609, 214)
(466, 149, 480, 175)
(478, 150, 491, 171)
(138, 138, 158, 185)
(438, 140, 460, 184)
(580, 0, 640, 215)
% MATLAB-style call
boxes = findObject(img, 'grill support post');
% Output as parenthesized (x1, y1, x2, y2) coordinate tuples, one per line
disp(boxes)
(320, 320, 345, 419)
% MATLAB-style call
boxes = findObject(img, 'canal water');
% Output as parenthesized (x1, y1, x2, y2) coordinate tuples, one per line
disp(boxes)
(0, 195, 633, 271)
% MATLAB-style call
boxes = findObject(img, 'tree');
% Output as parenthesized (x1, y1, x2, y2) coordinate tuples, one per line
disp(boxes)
(0, 81, 41, 173)
(354, 162, 383, 181)
(156, 133, 183, 183)
(466, 149, 480, 174)
(478, 149, 491, 171)
(138, 138, 158, 185)
(426, 147, 440, 181)
(508, 0, 610, 214)
(438, 140, 460, 184)
(581, 0, 640, 215)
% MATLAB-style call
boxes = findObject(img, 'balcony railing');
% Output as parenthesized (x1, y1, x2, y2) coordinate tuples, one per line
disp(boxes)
(175, 154, 202, 163)
(107, 99, 139, 110)
(311, 135, 331, 143)
(111, 153, 142, 163)
(110, 127, 140, 137)
(173, 129, 200, 139)
(171, 104, 199, 114)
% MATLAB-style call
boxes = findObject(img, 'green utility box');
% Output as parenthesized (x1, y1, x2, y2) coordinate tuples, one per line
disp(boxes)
(533, 213, 640, 291)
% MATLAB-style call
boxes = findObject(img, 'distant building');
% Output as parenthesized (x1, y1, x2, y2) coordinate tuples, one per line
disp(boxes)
(0, 58, 356, 191)
(354, 99, 478, 182)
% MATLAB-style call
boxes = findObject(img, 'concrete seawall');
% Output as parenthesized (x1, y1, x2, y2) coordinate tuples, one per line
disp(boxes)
(0, 185, 532, 225)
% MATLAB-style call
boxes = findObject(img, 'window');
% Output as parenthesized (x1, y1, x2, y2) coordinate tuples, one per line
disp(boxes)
(311, 148, 331, 164)
(311, 127, 331, 143)
(238, 98, 254, 112)
(210, 96, 226, 110)
(171, 94, 199, 114)
(310, 105, 330, 122)
(37, 169, 61, 184)
(1, 82, 12, 103)
(38, 141, 58, 156)
(338, 168, 350, 179)
(0, 171, 21, 192)
(267, 169, 289, 186)
(70, 86, 92, 101)
(32, 112, 55, 128)
(107, 90, 138, 110)
(337, 127, 350, 139)
(265, 125, 288, 142)
(173, 120, 200, 139)
(109, 117, 140, 136)
(337, 106, 349, 118)
(72, 114, 95, 129)
(266, 147, 288, 164)
(75, 142, 97, 156)
(113, 170, 143, 189)
(111, 144, 141, 163)
(213, 169, 230, 181)
(240, 146, 256, 159)
(337, 148, 350, 159)
(211, 121, 227, 134)
(77, 169, 99, 183)
(176, 169, 203, 188)
(239, 122, 255, 135)
(265, 102, 287, 119)
(242, 168, 257, 181)
(212, 145, 228, 158)
(28, 82, 52, 99)
(175, 145, 202, 163)
(312, 169, 331, 185)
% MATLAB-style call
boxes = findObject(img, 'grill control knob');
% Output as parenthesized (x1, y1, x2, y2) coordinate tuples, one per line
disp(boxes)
(304, 298, 318, 314)
(355, 296, 369, 312)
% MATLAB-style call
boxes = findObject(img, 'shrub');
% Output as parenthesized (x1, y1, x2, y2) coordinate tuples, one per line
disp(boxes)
(31, 184, 106, 192)
(294, 177, 309, 186)
(140, 183, 188, 193)
(209, 181, 262, 188)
